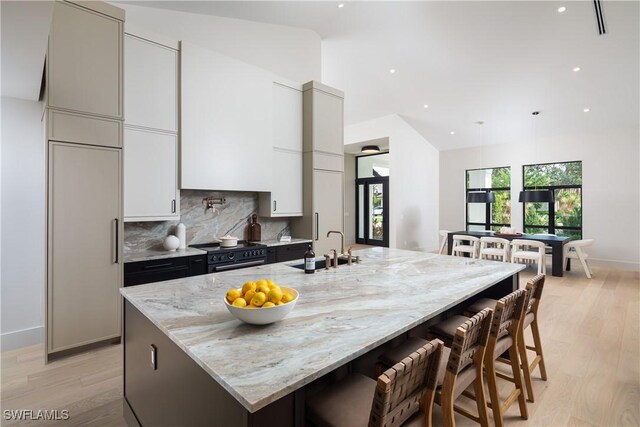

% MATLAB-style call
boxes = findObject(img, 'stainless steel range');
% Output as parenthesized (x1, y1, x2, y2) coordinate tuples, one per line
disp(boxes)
(190, 241, 267, 273)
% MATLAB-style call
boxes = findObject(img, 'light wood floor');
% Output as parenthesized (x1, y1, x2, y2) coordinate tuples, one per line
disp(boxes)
(1, 267, 638, 426)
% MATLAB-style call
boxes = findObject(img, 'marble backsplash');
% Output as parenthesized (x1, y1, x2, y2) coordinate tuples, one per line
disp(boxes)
(124, 190, 290, 252)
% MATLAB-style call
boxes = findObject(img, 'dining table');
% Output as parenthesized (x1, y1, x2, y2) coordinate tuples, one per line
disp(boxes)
(447, 230, 574, 277)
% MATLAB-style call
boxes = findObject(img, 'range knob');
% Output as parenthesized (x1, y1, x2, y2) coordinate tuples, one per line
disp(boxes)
(228, 252, 234, 260)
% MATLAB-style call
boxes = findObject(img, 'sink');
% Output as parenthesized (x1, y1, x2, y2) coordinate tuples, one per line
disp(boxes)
(291, 258, 350, 270)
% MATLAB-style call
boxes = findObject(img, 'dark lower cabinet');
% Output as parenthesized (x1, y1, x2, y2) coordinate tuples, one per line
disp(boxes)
(124, 255, 207, 287)
(124, 301, 296, 427)
(264, 243, 309, 265)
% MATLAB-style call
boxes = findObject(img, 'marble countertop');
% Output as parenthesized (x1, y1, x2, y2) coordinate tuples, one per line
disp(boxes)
(124, 247, 207, 263)
(251, 238, 312, 247)
(120, 247, 524, 413)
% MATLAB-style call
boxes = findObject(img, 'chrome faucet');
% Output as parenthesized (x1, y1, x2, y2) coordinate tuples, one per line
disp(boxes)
(327, 231, 345, 255)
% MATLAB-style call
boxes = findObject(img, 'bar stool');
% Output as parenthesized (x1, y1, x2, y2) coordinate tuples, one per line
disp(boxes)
(478, 237, 510, 262)
(511, 239, 546, 274)
(464, 274, 547, 403)
(306, 339, 444, 427)
(452, 235, 480, 259)
(430, 290, 529, 427)
(377, 309, 494, 427)
(563, 239, 594, 278)
(439, 230, 451, 254)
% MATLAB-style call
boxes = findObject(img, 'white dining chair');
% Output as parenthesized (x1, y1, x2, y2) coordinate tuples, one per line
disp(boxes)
(452, 235, 480, 258)
(438, 230, 451, 254)
(563, 239, 594, 278)
(511, 239, 546, 274)
(479, 237, 510, 262)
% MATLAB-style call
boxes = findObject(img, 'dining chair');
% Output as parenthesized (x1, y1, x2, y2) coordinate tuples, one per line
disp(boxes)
(511, 239, 546, 274)
(563, 239, 594, 278)
(478, 237, 510, 262)
(377, 309, 494, 427)
(439, 230, 451, 255)
(306, 339, 444, 427)
(452, 235, 480, 259)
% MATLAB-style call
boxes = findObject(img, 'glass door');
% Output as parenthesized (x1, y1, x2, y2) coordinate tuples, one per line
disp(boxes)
(356, 177, 389, 247)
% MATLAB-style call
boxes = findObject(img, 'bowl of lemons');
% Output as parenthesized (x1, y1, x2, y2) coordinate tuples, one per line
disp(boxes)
(224, 279, 298, 325)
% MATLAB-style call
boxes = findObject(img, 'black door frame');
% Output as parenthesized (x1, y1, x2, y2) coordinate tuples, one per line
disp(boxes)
(355, 176, 390, 247)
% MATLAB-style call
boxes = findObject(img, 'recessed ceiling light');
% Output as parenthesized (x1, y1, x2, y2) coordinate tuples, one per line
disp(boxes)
(338, 3, 345, 8)
(423, 104, 429, 109)
(450, 131, 455, 135)
(573, 67, 581, 72)
(583, 108, 590, 112)
(389, 69, 396, 74)
(558, 6, 566, 13)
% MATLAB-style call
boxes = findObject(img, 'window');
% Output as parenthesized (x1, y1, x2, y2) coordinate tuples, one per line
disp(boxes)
(523, 161, 582, 239)
(465, 167, 511, 232)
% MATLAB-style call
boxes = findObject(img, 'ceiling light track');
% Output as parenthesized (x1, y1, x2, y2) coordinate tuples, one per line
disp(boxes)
(594, 0, 606, 35)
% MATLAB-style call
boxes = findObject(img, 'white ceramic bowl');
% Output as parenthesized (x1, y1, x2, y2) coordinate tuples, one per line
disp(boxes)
(219, 236, 238, 247)
(224, 287, 299, 325)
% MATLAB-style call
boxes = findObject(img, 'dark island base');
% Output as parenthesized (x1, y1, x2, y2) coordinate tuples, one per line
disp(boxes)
(123, 273, 518, 427)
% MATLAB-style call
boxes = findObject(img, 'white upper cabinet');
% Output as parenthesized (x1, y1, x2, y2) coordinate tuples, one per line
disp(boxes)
(181, 42, 273, 192)
(273, 82, 303, 151)
(123, 31, 179, 221)
(124, 34, 178, 132)
(48, 1, 123, 119)
(124, 128, 178, 220)
(259, 81, 303, 217)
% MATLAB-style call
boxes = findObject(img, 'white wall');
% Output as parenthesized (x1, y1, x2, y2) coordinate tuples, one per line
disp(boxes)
(0, 97, 45, 350)
(440, 126, 640, 270)
(117, 3, 321, 83)
(345, 114, 440, 251)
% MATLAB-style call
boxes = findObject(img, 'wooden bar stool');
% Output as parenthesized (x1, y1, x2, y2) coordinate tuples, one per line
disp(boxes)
(452, 235, 480, 259)
(306, 339, 444, 427)
(464, 274, 547, 403)
(478, 237, 510, 262)
(377, 309, 494, 427)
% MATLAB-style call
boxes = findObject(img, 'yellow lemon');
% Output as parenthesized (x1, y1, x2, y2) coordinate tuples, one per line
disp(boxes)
(269, 284, 282, 294)
(262, 302, 276, 308)
(247, 304, 258, 309)
(266, 279, 276, 288)
(268, 288, 283, 304)
(226, 289, 242, 303)
(275, 301, 284, 306)
(281, 292, 295, 304)
(232, 298, 247, 308)
(256, 281, 271, 294)
(251, 292, 267, 307)
(244, 290, 256, 304)
(242, 281, 257, 295)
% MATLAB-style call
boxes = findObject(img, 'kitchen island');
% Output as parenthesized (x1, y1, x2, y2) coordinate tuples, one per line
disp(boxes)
(120, 247, 524, 427)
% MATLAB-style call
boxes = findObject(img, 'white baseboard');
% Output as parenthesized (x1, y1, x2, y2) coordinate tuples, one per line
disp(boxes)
(589, 257, 640, 272)
(1, 325, 44, 352)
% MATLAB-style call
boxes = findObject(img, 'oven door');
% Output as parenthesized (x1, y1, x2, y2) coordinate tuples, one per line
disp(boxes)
(208, 259, 265, 273)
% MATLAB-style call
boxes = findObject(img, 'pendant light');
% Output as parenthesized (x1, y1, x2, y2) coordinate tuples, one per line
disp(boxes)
(519, 112, 554, 204)
(467, 121, 495, 204)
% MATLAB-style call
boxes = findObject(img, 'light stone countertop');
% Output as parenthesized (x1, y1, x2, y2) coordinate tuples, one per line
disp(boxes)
(120, 247, 525, 413)
(251, 238, 312, 247)
(123, 247, 207, 263)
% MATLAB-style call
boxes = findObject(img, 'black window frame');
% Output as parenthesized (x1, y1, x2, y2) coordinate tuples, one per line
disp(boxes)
(355, 152, 390, 247)
(465, 166, 511, 231)
(522, 160, 583, 238)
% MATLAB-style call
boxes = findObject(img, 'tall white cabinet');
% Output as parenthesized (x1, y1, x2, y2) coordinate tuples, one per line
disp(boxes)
(259, 81, 303, 217)
(123, 32, 179, 221)
(291, 82, 345, 256)
(45, 0, 125, 360)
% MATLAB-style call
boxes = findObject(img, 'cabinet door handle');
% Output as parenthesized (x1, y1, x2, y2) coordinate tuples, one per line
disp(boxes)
(113, 218, 119, 264)
(315, 213, 319, 241)
(143, 263, 174, 270)
(171, 199, 176, 213)
(273, 200, 277, 212)
(191, 259, 204, 263)
(150, 344, 157, 370)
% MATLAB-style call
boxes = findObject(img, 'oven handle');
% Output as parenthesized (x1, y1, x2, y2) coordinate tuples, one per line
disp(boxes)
(214, 260, 265, 272)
